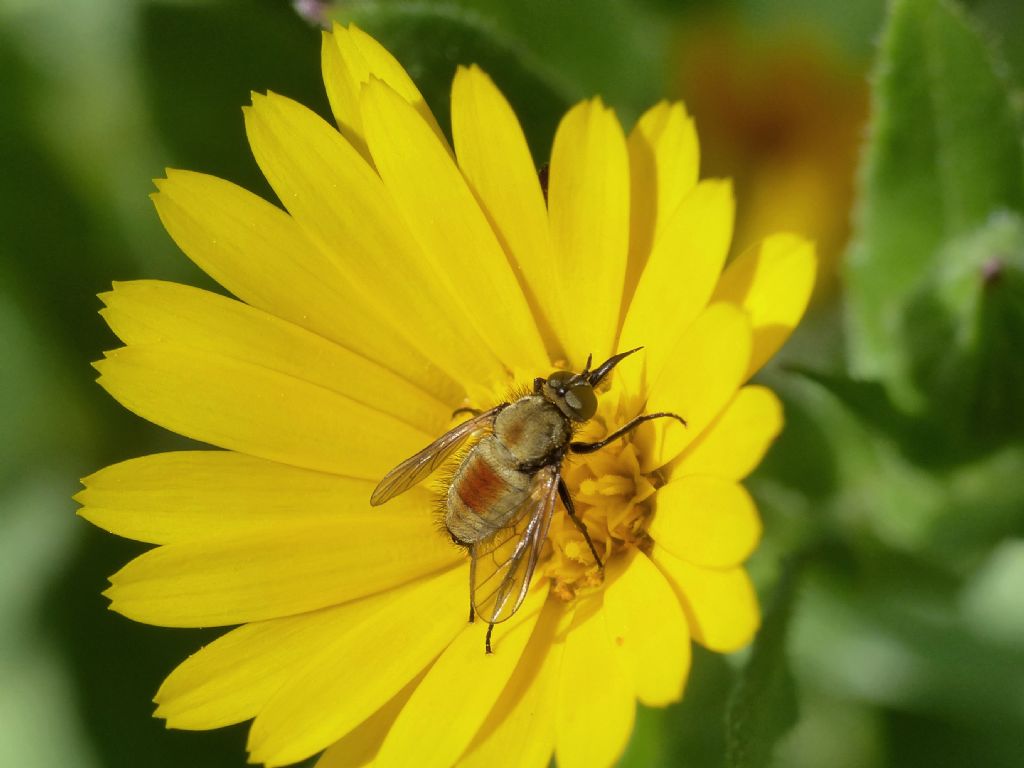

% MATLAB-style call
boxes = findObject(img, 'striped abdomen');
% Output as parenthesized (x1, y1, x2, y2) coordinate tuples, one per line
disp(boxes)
(445, 436, 531, 545)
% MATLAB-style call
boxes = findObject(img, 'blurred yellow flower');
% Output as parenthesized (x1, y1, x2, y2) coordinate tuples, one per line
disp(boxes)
(676, 20, 865, 301)
(77, 23, 815, 768)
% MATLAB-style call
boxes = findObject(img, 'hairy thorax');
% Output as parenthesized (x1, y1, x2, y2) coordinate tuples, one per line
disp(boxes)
(492, 395, 571, 468)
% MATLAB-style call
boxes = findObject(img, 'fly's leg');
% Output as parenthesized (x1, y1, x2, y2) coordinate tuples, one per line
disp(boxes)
(485, 623, 495, 654)
(569, 412, 687, 455)
(452, 406, 482, 419)
(558, 478, 603, 569)
(468, 568, 475, 623)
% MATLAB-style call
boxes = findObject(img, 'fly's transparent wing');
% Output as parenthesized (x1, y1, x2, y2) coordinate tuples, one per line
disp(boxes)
(470, 466, 559, 625)
(370, 406, 505, 506)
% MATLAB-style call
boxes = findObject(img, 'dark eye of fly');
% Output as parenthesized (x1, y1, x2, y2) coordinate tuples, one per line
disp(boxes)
(547, 370, 574, 393)
(565, 383, 597, 420)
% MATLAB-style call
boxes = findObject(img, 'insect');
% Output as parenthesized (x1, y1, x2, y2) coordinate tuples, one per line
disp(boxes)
(370, 347, 686, 652)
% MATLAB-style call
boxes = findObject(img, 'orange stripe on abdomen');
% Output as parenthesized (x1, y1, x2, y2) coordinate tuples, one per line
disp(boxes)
(456, 453, 508, 516)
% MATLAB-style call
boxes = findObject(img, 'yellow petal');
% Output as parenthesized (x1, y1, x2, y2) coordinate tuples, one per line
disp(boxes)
(712, 233, 816, 377)
(247, 565, 469, 767)
(648, 476, 762, 567)
(602, 550, 691, 706)
(95, 343, 429, 478)
(152, 170, 460, 402)
(670, 385, 783, 481)
(360, 77, 548, 376)
(100, 280, 450, 435)
(154, 586, 402, 729)
(618, 179, 735, 392)
(77, 451, 410, 546)
(316, 676, 422, 768)
(651, 548, 761, 653)
(625, 101, 700, 305)
(450, 65, 563, 357)
(457, 600, 570, 768)
(638, 302, 752, 471)
(555, 594, 634, 768)
(244, 91, 504, 390)
(547, 99, 630, 367)
(321, 23, 446, 162)
(105, 503, 460, 627)
(375, 585, 548, 768)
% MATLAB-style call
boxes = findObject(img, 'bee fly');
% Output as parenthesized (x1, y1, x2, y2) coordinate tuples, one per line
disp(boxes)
(370, 347, 685, 652)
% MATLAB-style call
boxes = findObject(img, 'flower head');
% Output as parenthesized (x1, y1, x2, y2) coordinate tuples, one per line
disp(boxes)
(77, 23, 815, 768)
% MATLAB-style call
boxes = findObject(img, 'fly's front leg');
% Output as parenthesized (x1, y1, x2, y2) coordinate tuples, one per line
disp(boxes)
(558, 478, 603, 569)
(569, 412, 687, 455)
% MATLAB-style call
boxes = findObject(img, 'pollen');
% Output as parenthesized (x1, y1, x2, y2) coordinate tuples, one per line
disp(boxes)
(542, 390, 663, 603)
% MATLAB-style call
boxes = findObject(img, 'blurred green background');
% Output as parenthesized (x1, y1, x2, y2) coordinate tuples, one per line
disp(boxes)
(2, 0, 1023, 766)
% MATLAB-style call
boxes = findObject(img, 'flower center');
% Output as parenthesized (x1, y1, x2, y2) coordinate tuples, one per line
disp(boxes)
(455, 378, 663, 603)
(543, 402, 660, 601)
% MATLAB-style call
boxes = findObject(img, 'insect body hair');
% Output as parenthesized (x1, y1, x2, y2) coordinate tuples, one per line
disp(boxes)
(430, 438, 479, 548)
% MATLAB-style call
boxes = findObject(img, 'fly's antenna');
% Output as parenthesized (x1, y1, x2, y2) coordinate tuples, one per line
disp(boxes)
(581, 353, 593, 376)
(588, 347, 643, 387)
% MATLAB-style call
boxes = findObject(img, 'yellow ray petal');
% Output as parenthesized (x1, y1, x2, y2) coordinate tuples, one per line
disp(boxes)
(670, 385, 783, 481)
(450, 64, 563, 357)
(618, 179, 735, 392)
(247, 565, 469, 767)
(106, 515, 460, 627)
(648, 476, 762, 567)
(244, 91, 505, 390)
(457, 600, 571, 768)
(555, 593, 634, 768)
(95, 343, 429, 478)
(711, 233, 816, 378)
(152, 170, 460, 402)
(547, 99, 630, 368)
(637, 302, 752, 471)
(321, 23, 446, 162)
(100, 280, 450, 435)
(361, 78, 548, 376)
(316, 674, 423, 768)
(77, 451, 419, 546)
(375, 585, 548, 768)
(651, 548, 761, 653)
(625, 100, 700, 307)
(603, 550, 691, 706)
(154, 586, 403, 729)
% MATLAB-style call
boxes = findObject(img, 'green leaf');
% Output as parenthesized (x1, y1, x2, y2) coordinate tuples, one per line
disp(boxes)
(438, 0, 670, 121)
(724, 559, 802, 768)
(786, 367, 912, 442)
(902, 211, 1024, 451)
(845, 0, 1024, 407)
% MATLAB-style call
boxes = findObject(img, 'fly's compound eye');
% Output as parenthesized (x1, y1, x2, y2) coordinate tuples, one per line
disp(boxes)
(564, 383, 597, 420)
(547, 370, 574, 393)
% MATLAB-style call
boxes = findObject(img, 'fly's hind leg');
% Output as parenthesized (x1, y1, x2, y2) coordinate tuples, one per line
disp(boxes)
(558, 478, 603, 569)
(485, 623, 495, 654)
(569, 412, 687, 455)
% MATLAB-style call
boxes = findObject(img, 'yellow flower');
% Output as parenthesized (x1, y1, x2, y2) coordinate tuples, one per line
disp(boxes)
(77, 23, 815, 768)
